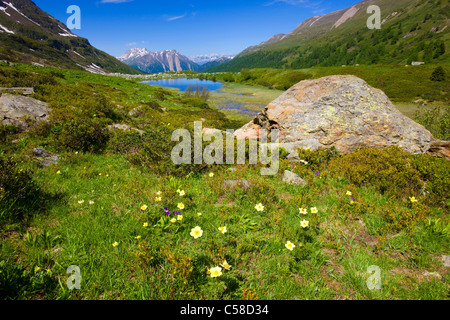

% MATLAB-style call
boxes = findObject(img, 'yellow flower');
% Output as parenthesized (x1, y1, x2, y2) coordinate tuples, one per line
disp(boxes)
(285, 241, 295, 251)
(350, 200, 355, 205)
(177, 215, 183, 221)
(155, 197, 162, 202)
(409, 196, 418, 203)
(209, 266, 223, 278)
(140, 205, 148, 211)
(178, 190, 186, 197)
(255, 203, 265, 212)
(46, 269, 51, 274)
(156, 191, 162, 196)
(209, 172, 214, 178)
(143, 222, 149, 228)
(170, 218, 177, 223)
(346, 191, 353, 196)
(221, 260, 232, 270)
(35, 267, 41, 272)
(300, 220, 310, 228)
(311, 207, 318, 214)
(135, 236, 142, 240)
(56, 171, 61, 175)
(112, 242, 119, 248)
(177, 203, 185, 210)
(219, 226, 227, 234)
(299, 208, 308, 215)
(190, 226, 203, 239)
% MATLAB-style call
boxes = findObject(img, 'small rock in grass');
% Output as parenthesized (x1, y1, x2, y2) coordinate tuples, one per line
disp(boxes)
(422, 271, 443, 280)
(442, 255, 450, 268)
(222, 180, 251, 191)
(282, 170, 307, 186)
(33, 148, 59, 167)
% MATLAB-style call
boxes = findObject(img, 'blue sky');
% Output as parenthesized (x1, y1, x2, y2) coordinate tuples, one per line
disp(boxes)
(33, 0, 361, 58)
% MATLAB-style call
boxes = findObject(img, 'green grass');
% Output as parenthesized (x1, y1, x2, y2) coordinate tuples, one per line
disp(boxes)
(0, 63, 449, 301)
(1, 151, 448, 300)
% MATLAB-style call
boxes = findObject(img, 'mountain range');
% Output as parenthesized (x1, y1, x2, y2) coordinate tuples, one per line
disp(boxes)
(210, 0, 449, 72)
(117, 48, 232, 74)
(0, 0, 448, 76)
(189, 53, 235, 65)
(0, 0, 140, 74)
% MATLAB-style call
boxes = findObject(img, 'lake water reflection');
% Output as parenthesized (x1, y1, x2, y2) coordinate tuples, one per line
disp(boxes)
(141, 78, 223, 92)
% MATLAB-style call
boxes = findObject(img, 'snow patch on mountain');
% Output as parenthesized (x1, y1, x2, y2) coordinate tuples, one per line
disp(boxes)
(0, 23, 14, 34)
(4, 2, 40, 26)
(0, 6, 10, 16)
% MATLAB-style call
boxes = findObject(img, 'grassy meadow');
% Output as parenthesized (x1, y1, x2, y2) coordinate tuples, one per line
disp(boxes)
(0, 63, 449, 300)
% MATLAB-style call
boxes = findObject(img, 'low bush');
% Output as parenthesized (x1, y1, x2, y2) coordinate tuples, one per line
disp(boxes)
(0, 157, 42, 226)
(56, 118, 110, 153)
(0, 124, 20, 142)
(328, 147, 421, 199)
(328, 146, 450, 205)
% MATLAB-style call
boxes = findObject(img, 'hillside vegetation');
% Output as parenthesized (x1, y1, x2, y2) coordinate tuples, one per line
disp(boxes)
(0, 64, 449, 300)
(210, 0, 450, 72)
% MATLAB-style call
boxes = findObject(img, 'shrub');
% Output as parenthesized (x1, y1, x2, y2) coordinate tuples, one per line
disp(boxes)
(296, 147, 340, 173)
(0, 124, 19, 142)
(328, 147, 423, 199)
(414, 105, 450, 140)
(107, 130, 144, 155)
(56, 118, 110, 153)
(410, 154, 450, 206)
(0, 157, 42, 225)
(328, 147, 450, 205)
(430, 66, 446, 82)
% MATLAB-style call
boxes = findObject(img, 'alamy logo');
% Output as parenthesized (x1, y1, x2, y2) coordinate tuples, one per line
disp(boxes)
(366, 265, 381, 290)
(171, 122, 280, 176)
(367, 5, 381, 30)
(67, 5, 81, 30)
(66, 265, 81, 290)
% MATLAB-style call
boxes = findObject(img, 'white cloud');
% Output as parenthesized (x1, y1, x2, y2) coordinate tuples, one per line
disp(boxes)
(167, 13, 187, 21)
(265, 0, 310, 5)
(100, 0, 134, 3)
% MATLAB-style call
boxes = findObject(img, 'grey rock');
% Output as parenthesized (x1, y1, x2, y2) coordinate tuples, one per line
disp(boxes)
(33, 148, 59, 167)
(422, 271, 443, 280)
(222, 180, 251, 191)
(234, 75, 446, 158)
(0, 93, 51, 131)
(282, 170, 307, 186)
(108, 123, 144, 135)
(442, 255, 450, 268)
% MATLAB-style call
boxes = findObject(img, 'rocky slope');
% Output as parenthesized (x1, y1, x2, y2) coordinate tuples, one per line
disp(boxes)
(0, 0, 140, 74)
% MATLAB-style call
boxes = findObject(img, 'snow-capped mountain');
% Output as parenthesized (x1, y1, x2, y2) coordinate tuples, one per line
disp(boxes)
(118, 48, 200, 74)
(189, 53, 235, 66)
(118, 48, 152, 61)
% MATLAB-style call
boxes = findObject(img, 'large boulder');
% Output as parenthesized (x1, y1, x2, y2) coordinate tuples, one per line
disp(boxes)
(234, 75, 448, 158)
(0, 93, 51, 131)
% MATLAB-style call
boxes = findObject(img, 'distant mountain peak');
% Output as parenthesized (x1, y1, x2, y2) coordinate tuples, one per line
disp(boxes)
(189, 53, 235, 65)
(118, 48, 199, 74)
(118, 48, 151, 61)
